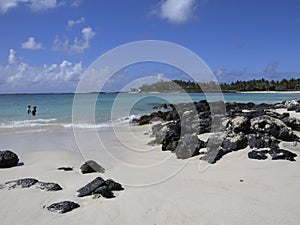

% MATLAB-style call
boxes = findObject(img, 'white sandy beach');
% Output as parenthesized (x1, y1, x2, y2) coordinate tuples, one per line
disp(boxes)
(0, 111, 300, 225)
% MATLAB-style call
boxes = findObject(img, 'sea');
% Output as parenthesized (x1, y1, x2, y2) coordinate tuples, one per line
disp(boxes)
(1, 92, 300, 130)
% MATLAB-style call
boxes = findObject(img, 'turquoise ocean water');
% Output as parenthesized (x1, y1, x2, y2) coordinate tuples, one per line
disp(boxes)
(0, 92, 300, 129)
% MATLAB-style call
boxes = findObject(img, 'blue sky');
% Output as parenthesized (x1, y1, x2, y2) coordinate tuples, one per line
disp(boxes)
(0, 0, 299, 93)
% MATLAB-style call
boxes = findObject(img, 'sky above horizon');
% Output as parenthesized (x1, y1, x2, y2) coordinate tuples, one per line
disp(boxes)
(0, 0, 299, 93)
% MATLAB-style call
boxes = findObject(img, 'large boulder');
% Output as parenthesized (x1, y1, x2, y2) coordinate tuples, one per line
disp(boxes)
(250, 115, 297, 141)
(282, 117, 300, 131)
(200, 135, 225, 164)
(222, 133, 248, 152)
(161, 122, 181, 151)
(285, 99, 300, 111)
(80, 160, 105, 174)
(47, 201, 80, 214)
(175, 134, 206, 159)
(0, 150, 19, 168)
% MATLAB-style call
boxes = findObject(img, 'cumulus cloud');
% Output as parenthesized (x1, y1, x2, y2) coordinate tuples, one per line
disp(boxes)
(67, 17, 85, 28)
(264, 62, 279, 73)
(0, 0, 80, 14)
(8, 49, 17, 64)
(53, 26, 96, 54)
(0, 49, 84, 93)
(21, 37, 43, 50)
(157, 0, 198, 24)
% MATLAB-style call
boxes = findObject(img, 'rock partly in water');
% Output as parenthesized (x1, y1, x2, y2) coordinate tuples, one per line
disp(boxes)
(47, 201, 80, 214)
(0, 150, 19, 168)
(80, 160, 105, 174)
(248, 150, 269, 160)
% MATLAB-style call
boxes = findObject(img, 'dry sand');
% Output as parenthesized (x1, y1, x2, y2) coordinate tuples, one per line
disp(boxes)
(0, 111, 300, 225)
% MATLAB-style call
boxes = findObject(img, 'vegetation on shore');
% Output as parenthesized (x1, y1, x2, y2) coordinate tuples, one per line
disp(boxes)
(135, 78, 300, 93)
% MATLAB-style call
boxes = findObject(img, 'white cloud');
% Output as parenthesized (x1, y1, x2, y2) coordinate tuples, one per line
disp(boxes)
(264, 62, 279, 73)
(53, 26, 96, 54)
(8, 49, 17, 64)
(0, 49, 84, 93)
(67, 17, 85, 28)
(21, 37, 43, 50)
(0, 0, 80, 14)
(158, 0, 198, 24)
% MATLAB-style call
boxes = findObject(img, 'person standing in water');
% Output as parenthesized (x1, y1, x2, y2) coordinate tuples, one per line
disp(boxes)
(32, 106, 37, 116)
(26, 105, 31, 114)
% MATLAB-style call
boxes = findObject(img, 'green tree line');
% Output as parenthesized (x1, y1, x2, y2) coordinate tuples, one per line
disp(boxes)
(137, 78, 300, 93)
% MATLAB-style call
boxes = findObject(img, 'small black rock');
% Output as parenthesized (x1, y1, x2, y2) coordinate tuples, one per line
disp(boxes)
(47, 201, 80, 214)
(80, 160, 105, 174)
(248, 150, 269, 160)
(57, 167, 73, 171)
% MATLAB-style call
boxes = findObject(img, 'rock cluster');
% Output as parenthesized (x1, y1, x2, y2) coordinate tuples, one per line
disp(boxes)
(134, 99, 300, 164)
(0, 156, 124, 214)
(77, 177, 124, 199)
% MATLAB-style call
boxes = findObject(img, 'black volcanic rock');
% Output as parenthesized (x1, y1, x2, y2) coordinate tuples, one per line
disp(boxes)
(0, 150, 19, 168)
(1, 178, 38, 189)
(80, 160, 105, 174)
(47, 201, 80, 214)
(248, 150, 269, 160)
(34, 182, 63, 191)
(222, 133, 248, 152)
(77, 177, 106, 197)
(93, 186, 115, 198)
(175, 134, 206, 159)
(57, 167, 73, 171)
(77, 177, 124, 198)
(269, 148, 297, 161)
(105, 179, 124, 191)
(0, 178, 62, 191)
(247, 134, 280, 149)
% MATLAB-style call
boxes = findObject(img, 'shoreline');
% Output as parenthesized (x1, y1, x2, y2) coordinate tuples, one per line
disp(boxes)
(1, 99, 300, 224)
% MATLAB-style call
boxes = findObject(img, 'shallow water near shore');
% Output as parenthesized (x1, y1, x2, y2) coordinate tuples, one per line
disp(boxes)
(1, 92, 300, 130)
